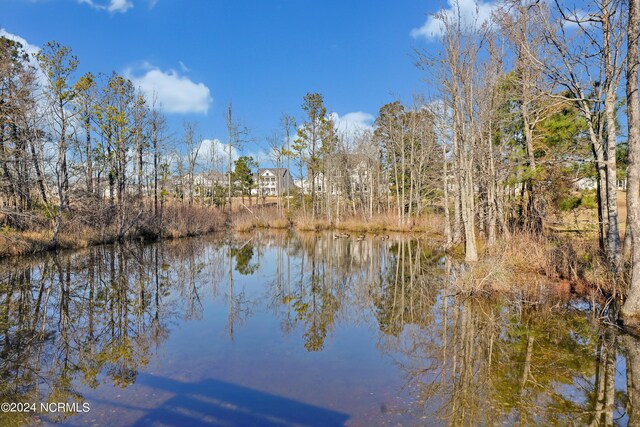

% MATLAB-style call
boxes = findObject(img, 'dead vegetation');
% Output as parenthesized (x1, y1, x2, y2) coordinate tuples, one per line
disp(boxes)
(459, 232, 614, 303)
(0, 201, 225, 258)
(231, 208, 442, 235)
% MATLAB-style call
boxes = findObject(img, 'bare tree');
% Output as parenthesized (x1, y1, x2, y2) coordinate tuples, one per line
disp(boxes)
(149, 95, 167, 216)
(280, 113, 296, 212)
(36, 41, 78, 248)
(183, 121, 202, 205)
(435, 3, 489, 262)
(539, 0, 626, 271)
(73, 72, 97, 195)
(225, 101, 250, 212)
(268, 130, 286, 216)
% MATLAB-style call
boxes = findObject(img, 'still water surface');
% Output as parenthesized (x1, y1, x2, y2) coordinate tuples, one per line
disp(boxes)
(0, 231, 636, 426)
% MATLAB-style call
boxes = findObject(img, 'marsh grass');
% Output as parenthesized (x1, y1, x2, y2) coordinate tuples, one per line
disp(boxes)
(0, 202, 225, 258)
(461, 232, 613, 302)
(232, 206, 292, 231)
(334, 213, 442, 234)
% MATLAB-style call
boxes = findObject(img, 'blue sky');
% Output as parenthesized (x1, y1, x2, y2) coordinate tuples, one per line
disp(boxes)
(2, 0, 487, 164)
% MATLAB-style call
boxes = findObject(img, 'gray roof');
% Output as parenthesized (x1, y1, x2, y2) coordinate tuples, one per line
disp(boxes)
(258, 168, 289, 176)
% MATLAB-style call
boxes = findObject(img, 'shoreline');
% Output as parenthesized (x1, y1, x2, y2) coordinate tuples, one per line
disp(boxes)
(1, 213, 611, 309)
(0, 218, 441, 259)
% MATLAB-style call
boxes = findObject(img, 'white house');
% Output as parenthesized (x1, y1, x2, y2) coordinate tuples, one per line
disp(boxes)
(191, 171, 227, 188)
(295, 161, 371, 196)
(574, 177, 627, 191)
(255, 168, 296, 196)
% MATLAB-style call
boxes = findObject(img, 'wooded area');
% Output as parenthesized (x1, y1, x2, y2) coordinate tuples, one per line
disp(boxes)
(4, 0, 640, 323)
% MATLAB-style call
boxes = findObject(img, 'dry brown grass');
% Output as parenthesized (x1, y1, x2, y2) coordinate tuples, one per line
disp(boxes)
(0, 226, 107, 258)
(335, 213, 442, 234)
(551, 191, 627, 237)
(231, 210, 443, 234)
(461, 232, 612, 300)
(294, 217, 332, 231)
(0, 230, 50, 257)
(282, 211, 442, 234)
(231, 206, 293, 231)
(269, 218, 291, 229)
(234, 220, 255, 232)
(161, 204, 225, 238)
(0, 202, 225, 258)
(464, 233, 551, 296)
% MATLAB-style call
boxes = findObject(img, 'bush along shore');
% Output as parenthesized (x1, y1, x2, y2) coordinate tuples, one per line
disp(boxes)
(1, 198, 618, 315)
(230, 207, 616, 302)
(0, 203, 225, 258)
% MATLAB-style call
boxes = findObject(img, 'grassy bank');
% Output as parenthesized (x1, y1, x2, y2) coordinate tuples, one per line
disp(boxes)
(231, 208, 613, 300)
(232, 208, 442, 235)
(458, 232, 614, 303)
(2, 200, 616, 307)
(0, 204, 225, 258)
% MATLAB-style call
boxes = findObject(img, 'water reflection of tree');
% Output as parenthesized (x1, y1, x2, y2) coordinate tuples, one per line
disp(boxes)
(262, 232, 296, 335)
(268, 235, 634, 425)
(5, 231, 640, 426)
(0, 238, 221, 425)
(286, 233, 357, 352)
(622, 333, 640, 426)
(263, 233, 444, 353)
(225, 236, 263, 340)
(231, 238, 259, 276)
(373, 239, 443, 337)
(376, 280, 630, 425)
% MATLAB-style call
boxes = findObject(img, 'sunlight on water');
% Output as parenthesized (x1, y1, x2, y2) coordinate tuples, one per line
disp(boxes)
(0, 231, 635, 426)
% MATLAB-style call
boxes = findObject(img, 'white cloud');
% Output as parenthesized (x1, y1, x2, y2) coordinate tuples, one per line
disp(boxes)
(249, 147, 275, 165)
(178, 61, 191, 73)
(197, 138, 275, 170)
(560, 8, 591, 30)
(0, 29, 48, 89)
(79, 0, 133, 13)
(331, 111, 374, 136)
(200, 138, 239, 164)
(0, 29, 39, 56)
(108, 0, 133, 12)
(411, 0, 498, 40)
(292, 111, 374, 152)
(126, 64, 213, 115)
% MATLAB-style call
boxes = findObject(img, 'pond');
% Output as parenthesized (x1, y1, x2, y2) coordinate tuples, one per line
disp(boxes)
(0, 230, 636, 426)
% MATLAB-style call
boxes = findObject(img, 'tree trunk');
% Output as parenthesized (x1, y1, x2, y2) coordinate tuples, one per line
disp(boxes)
(52, 107, 67, 248)
(30, 138, 48, 204)
(86, 114, 93, 194)
(443, 135, 452, 247)
(603, 4, 622, 272)
(623, 334, 640, 426)
(621, 0, 640, 324)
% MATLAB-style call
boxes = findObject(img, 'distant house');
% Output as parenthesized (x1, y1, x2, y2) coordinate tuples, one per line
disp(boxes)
(618, 178, 628, 191)
(256, 168, 296, 196)
(191, 171, 227, 189)
(173, 171, 227, 199)
(294, 179, 308, 193)
(574, 177, 627, 191)
(295, 160, 371, 195)
(575, 177, 597, 190)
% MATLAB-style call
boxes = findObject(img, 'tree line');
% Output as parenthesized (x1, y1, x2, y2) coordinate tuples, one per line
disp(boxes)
(5, 1, 640, 321)
(412, 0, 640, 324)
(1, 38, 174, 245)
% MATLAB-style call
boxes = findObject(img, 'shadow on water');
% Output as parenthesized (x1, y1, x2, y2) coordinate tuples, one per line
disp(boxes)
(53, 374, 349, 427)
(130, 374, 348, 427)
